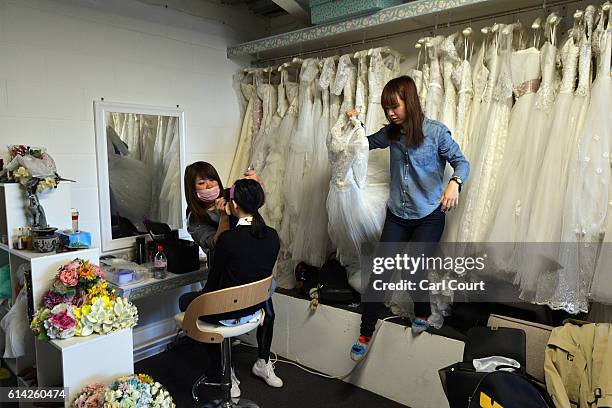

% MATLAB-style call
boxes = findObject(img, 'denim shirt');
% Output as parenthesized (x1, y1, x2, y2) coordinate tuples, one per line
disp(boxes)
(368, 117, 470, 220)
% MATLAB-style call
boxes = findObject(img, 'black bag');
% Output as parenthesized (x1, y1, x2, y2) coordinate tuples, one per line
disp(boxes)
(439, 326, 528, 408)
(468, 370, 554, 408)
(295, 262, 319, 297)
(463, 327, 526, 372)
(317, 258, 357, 304)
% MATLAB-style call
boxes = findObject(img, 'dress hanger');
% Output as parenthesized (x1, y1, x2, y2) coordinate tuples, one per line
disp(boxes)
(462, 27, 473, 61)
(532, 17, 543, 48)
(415, 42, 423, 70)
(572, 10, 584, 43)
(546, 12, 561, 46)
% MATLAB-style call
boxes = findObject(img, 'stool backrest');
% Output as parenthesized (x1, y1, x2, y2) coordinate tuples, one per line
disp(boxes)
(183, 275, 273, 343)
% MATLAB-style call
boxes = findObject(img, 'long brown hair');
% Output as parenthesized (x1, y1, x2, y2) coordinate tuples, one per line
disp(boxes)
(184, 161, 224, 226)
(381, 76, 425, 148)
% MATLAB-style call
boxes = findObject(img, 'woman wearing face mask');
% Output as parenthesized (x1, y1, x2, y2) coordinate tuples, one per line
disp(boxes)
(347, 76, 469, 361)
(180, 162, 283, 398)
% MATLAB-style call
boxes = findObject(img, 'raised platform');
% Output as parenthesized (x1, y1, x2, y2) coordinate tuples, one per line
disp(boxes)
(241, 292, 465, 407)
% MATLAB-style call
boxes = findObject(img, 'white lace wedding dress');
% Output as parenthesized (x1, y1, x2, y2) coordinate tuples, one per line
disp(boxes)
(459, 24, 515, 244)
(440, 33, 461, 134)
(280, 59, 319, 250)
(292, 75, 330, 267)
(543, 7, 598, 313)
(425, 36, 445, 121)
(250, 81, 277, 172)
(516, 35, 581, 302)
(484, 42, 545, 274)
(579, 17, 612, 306)
(327, 115, 382, 265)
(260, 70, 293, 230)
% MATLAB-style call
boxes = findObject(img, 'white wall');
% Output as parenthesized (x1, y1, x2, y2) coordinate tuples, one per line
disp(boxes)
(0, 0, 257, 249)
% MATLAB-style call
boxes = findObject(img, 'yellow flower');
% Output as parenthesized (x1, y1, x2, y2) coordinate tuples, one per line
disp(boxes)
(73, 307, 82, 319)
(80, 304, 92, 316)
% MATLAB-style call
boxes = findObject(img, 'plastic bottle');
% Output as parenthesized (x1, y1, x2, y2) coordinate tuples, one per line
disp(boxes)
(153, 244, 167, 279)
(135, 236, 146, 264)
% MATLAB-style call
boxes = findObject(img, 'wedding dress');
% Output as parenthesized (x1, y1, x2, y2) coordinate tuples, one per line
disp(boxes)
(260, 70, 291, 230)
(327, 116, 381, 264)
(485, 41, 544, 245)
(228, 82, 255, 184)
(524, 35, 580, 244)
(454, 50, 474, 151)
(464, 38, 490, 161)
(420, 61, 430, 108)
(458, 24, 515, 244)
(365, 49, 388, 135)
(585, 11, 612, 304)
(265, 75, 300, 289)
(515, 35, 580, 301)
(540, 6, 597, 313)
(363, 50, 391, 231)
(250, 81, 278, 172)
(292, 77, 328, 265)
(425, 36, 445, 121)
(280, 59, 319, 250)
(440, 42, 473, 244)
(440, 33, 461, 134)
(355, 53, 369, 124)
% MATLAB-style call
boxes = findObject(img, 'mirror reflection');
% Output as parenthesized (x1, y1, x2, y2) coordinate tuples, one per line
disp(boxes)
(105, 112, 181, 239)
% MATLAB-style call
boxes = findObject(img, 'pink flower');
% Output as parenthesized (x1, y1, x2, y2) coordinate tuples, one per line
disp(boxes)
(49, 310, 76, 330)
(58, 268, 79, 287)
(93, 264, 104, 278)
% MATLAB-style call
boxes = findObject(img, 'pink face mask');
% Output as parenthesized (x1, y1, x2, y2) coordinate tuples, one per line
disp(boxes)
(197, 185, 220, 202)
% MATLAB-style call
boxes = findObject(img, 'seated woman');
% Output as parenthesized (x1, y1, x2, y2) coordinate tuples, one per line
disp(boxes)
(179, 178, 281, 398)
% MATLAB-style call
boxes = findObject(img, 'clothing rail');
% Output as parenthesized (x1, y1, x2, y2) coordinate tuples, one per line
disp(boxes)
(251, 0, 592, 66)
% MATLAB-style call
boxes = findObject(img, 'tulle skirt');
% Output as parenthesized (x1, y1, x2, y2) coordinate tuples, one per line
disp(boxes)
(327, 183, 383, 265)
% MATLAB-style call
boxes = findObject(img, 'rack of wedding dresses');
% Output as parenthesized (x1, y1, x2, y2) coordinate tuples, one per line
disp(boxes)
(227, 1, 612, 314)
(229, 48, 400, 289)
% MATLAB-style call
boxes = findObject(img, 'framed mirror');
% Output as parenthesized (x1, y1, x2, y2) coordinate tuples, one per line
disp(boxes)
(94, 101, 186, 252)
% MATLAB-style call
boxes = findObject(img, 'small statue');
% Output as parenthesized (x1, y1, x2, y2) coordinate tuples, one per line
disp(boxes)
(26, 178, 48, 229)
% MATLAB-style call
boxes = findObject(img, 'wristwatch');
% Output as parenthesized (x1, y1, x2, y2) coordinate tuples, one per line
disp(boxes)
(450, 176, 463, 191)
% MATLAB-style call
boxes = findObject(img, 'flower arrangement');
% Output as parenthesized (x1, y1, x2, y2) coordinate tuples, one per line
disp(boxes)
(30, 258, 138, 341)
(71, 383, 106, 408)
(4, 145, 60, 192)
(70, 374, 176, 408)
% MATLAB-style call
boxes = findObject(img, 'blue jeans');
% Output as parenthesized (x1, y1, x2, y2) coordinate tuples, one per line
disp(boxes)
(360, 206, 445, 337)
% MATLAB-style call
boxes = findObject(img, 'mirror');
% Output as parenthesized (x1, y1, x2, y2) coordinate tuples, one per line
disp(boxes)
(94, 101, 186, 252)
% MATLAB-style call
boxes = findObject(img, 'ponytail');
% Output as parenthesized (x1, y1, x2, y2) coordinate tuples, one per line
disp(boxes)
(232, 179, 268, 239)
(250, 210, 266, 239)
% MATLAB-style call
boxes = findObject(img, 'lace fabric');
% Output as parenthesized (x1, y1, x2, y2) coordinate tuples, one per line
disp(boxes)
(558, 36, 580, 94)
(535, 42, 558, 111)
(425, 36, 445, 120)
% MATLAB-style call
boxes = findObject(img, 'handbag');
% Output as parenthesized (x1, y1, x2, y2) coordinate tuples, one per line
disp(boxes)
(463, 327, 526, 372)
(439, 326, 528, 408)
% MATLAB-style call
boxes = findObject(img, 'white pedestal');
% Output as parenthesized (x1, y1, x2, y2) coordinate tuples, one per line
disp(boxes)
(36, 328, 134, 407)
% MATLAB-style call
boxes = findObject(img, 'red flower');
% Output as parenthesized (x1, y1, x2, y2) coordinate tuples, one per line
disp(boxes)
(49, 310, 76, 330)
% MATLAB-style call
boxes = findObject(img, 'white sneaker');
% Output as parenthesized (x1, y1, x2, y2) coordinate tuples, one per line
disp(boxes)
(252, 358, 283, 388)
(231, 368, 241, 398)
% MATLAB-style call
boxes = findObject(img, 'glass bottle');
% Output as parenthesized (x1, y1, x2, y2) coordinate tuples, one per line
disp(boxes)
(153, 244, 167, 279)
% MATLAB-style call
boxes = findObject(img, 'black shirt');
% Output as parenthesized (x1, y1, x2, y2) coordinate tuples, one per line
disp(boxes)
(203, 225, 280, 320)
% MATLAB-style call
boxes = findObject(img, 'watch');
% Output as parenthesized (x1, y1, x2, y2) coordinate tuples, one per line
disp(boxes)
(450, 176, 463, 191)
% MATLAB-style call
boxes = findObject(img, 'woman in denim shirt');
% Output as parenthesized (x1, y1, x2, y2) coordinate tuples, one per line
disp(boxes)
(350, 76, 469, 361)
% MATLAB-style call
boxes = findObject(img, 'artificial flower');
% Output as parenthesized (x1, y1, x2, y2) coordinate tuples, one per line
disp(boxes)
(44, 304, 76, 339)
(42, 289, 68, 309)
(59, 267, 79, 287)
(70, 383, 106, 408)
